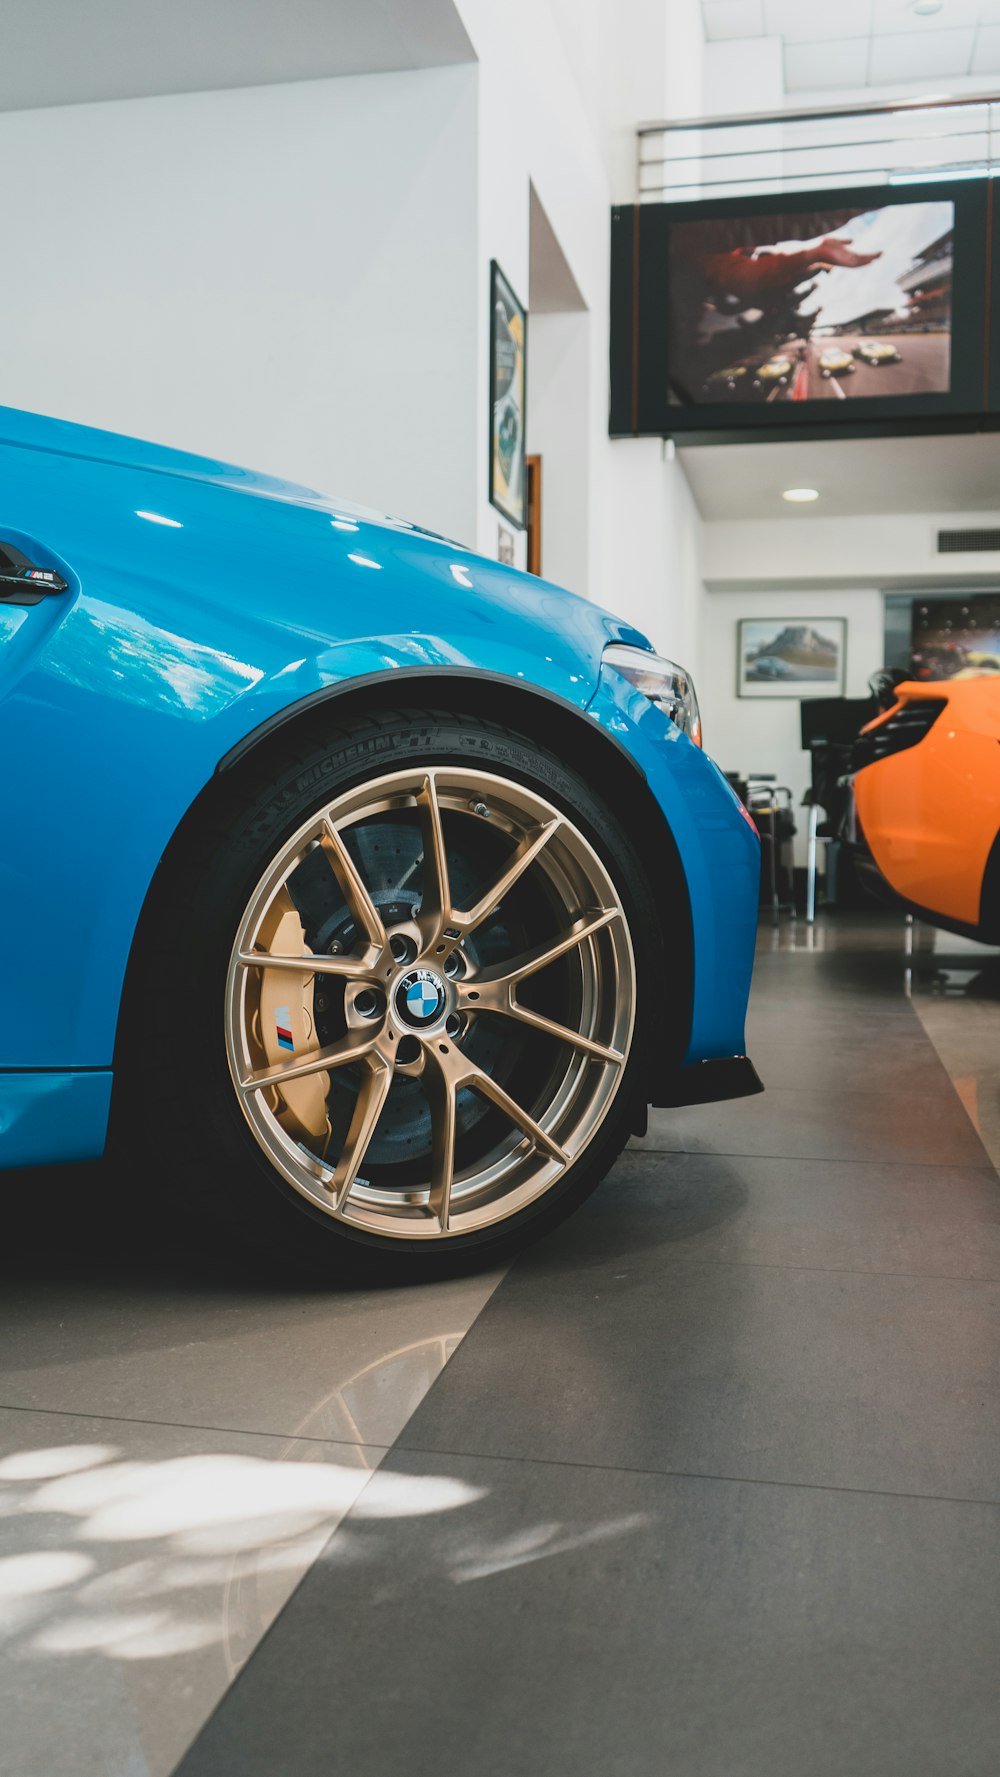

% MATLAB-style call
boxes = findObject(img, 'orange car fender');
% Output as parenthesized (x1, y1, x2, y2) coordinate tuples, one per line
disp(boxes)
(854, 678, 1000, 927)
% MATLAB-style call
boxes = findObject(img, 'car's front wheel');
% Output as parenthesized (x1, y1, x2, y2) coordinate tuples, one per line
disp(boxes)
(130, 709, 658, 1275)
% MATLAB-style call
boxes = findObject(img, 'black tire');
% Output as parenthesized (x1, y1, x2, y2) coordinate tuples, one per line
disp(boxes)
(121, 707, 661, 1279)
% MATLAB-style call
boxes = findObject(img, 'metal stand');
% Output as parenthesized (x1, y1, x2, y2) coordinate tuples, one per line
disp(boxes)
(806, 801, 820, 925)
(748, 782, 796, 925)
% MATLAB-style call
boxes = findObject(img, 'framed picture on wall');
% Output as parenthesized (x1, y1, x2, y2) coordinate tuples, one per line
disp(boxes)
(738, 618, 846, 699)
(489, 260, 527, 529)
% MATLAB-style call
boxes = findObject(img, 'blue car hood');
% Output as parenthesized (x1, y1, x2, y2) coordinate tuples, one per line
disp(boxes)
(0, 404, 652, 699)
(0, 404, 376, 513)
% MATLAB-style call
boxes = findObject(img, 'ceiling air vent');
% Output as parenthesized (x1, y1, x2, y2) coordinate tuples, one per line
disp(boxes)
(937, 529, 1000, 553)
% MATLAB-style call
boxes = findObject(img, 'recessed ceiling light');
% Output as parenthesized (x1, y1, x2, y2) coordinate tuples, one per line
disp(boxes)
(911, 0, 944, 16)
(782, 487, 819, 503)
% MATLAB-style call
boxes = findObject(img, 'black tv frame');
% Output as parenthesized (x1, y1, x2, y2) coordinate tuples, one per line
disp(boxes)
(611, 177, 991, 443)
(984, 179, 1000, 415)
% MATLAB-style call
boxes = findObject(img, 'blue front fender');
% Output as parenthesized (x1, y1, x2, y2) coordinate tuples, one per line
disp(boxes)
(587, 664, 760, 1066)
(0, 635, 606, 1075)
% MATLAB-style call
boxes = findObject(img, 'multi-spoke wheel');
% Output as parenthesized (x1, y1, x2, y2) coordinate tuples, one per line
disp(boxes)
(135, 711, 657, 1273)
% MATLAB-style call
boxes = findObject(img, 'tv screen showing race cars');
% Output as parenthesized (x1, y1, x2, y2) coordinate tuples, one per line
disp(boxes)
(910, 594, 1000, 681)
(666, 198, 955, 409)
(609, 181, 989, 437)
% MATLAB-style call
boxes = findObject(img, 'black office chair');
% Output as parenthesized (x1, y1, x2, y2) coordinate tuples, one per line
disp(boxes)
(800, 695, 878, 922)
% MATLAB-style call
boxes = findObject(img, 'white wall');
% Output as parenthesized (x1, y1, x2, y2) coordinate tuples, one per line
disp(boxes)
(547, 0, 607, 138)
(449, 0, 710, 650)
(699, 584, 884, 860)
(455, 0, 614, 581)
(0, 66, 480, 546)
(664, 0, 706, 124)
(527, 310, 591, 598)
(602, 439, 704, 665)
(607, 0, 665, 134)
(704, 511, 1000, 590)
(0, 3, 710, 661)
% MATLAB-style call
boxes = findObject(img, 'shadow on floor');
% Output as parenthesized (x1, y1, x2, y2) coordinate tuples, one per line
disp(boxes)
(0, 1145, 751, 1303)
(0, 1154, 356, 1297)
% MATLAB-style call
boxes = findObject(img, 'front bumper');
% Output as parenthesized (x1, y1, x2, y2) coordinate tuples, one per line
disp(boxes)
(659, 1055, 764, 1107)
(587, 664, 761, 1099)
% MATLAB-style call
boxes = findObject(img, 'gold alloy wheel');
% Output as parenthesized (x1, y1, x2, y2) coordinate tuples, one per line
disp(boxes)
(224, 767, 636, 1240)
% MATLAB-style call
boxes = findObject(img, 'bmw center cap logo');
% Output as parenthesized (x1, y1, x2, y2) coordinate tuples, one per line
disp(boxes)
(396, 968, 446, 1028)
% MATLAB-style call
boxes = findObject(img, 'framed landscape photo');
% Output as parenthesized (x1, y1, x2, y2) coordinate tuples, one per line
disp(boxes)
(489, 260, 527, 529)
(738, 618, 846, 699)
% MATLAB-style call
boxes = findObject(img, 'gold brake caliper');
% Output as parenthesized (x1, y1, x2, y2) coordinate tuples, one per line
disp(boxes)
(254, 896, 332, 1151)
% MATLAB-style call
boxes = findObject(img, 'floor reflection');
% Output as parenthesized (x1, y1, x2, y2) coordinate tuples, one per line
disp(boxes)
(0, 1154, 502, 1773)
(0, 1425, 484, 1776)
(756, 909, 1000, 1173)
(908, 931, 1000, 1173)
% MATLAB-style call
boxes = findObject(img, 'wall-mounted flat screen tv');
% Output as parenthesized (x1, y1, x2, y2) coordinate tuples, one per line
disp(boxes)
(910, 593, 1000, 680)
(610, 180, 990, 440)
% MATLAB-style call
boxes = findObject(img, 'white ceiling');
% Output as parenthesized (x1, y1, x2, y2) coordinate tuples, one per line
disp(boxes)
(678, 431, 1000, 519)
(0, 0, 473, 112)
(701, 0, 1000, 93)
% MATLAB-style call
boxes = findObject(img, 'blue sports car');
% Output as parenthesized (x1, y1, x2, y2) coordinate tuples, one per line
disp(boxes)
(0, 407, 760, 1273)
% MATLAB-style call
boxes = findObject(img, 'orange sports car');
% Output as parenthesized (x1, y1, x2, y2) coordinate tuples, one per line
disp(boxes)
(851, 675, 1000, 942)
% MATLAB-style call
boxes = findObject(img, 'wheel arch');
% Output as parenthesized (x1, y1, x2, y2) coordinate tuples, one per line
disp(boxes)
(115, 670, 694, 1107)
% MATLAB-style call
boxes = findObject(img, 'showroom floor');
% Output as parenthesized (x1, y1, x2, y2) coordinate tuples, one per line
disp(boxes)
(2, 912, 999, 1777)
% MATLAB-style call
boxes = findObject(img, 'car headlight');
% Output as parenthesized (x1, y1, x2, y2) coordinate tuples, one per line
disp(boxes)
(603, 644, 702, 747)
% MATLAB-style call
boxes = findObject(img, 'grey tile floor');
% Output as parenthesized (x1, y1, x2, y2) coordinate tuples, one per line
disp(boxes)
(3, 913, 999, 1775)
(0, 1183, 501, 1775)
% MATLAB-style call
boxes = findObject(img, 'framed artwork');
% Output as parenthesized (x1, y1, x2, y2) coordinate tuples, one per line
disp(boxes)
(525, 454, 542, 575)
(489, 260, 527, 529)
(738, 618, 846, 699)
(910, 592, 1000, 679)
